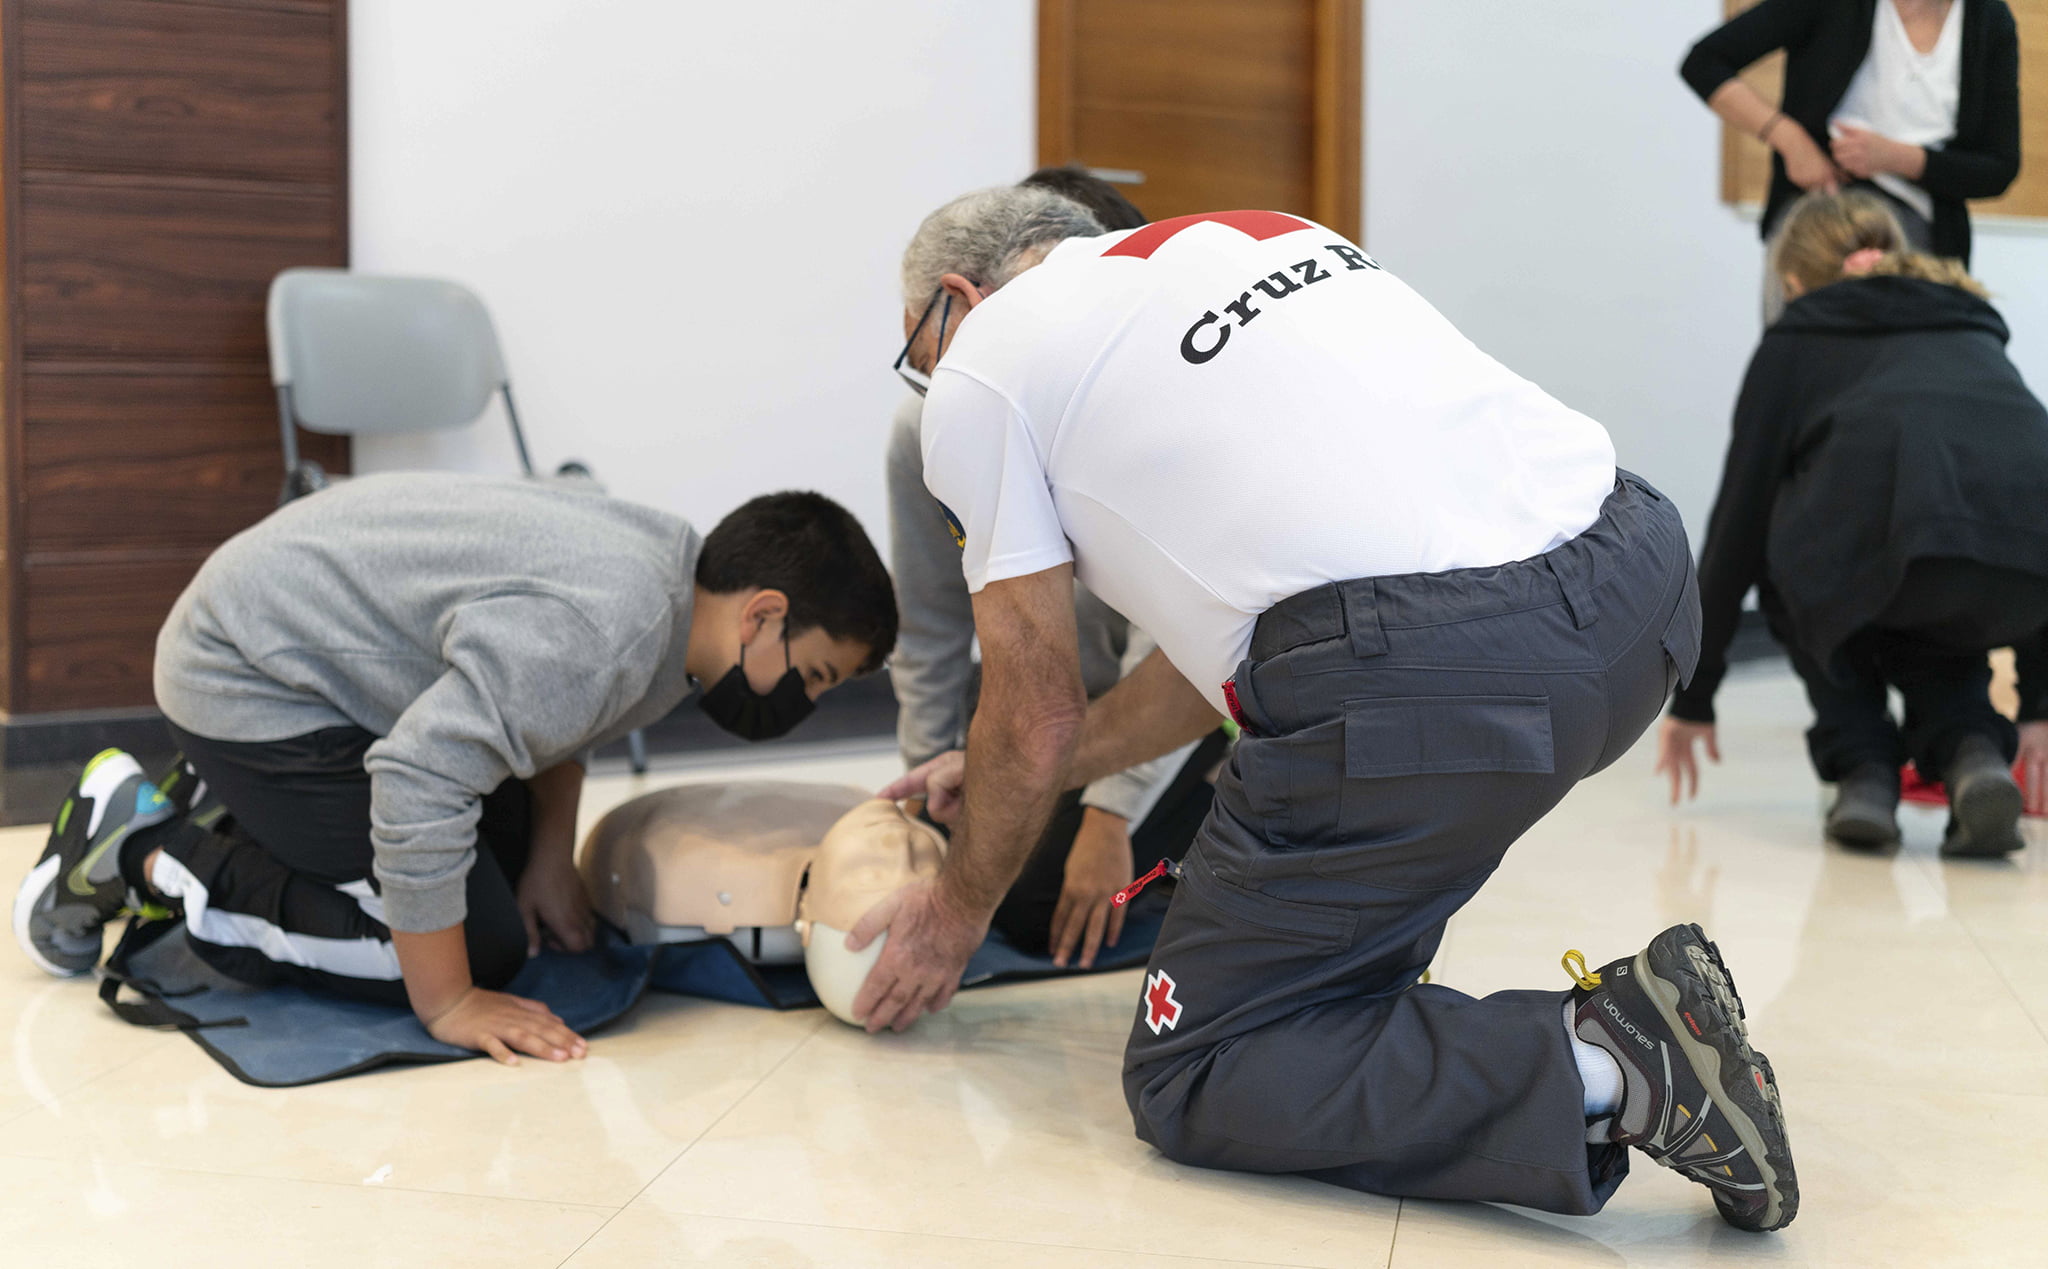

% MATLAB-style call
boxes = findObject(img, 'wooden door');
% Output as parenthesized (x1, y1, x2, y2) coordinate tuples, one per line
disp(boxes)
(1038, 0, 1362, 241)
(0, 0, 351, 716)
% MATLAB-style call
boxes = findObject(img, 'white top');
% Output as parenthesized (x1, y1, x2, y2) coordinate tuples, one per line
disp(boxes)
(919, 211, 1616, 711)
(1831, 0, 1962, 222)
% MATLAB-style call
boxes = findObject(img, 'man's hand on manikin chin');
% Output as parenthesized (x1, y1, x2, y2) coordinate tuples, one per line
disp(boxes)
(845, 877, 986, 1033)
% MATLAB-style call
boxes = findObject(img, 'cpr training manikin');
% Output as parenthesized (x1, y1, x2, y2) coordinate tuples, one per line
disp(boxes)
(578, 782, 947, 1025)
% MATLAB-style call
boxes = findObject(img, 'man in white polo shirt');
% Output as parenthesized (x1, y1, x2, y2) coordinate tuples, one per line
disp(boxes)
(862, 188, 1797, 1232)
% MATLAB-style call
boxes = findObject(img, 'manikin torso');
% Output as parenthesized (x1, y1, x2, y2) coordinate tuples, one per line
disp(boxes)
(578, 780, 871, 959)
(578, 784, 946, 1024)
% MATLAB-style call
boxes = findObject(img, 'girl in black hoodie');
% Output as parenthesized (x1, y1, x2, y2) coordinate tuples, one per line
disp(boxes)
(1656, 190, 2048, 856)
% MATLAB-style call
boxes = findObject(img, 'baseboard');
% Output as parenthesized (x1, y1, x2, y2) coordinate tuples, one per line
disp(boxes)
(0, 707, 175, 769)
(0, 625, 1775, 772)
(0, 631, 1778, 828)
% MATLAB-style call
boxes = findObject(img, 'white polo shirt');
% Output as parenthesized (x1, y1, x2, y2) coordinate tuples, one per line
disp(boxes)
(919, 211, 1616, 711)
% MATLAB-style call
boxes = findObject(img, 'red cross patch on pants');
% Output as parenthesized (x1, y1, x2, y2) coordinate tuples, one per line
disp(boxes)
(1144, 969, 1183, 1034)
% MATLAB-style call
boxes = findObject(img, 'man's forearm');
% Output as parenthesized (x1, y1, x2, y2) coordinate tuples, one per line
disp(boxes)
(1067, 650, 1224, 791)
(940, 698, 1083, 919)
(939, 565, 1090, 923)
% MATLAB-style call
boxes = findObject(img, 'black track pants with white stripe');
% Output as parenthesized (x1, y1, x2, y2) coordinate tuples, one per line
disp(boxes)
(159, 723, 533, 1006)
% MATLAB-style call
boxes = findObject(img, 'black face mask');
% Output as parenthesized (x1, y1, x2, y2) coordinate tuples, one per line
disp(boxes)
(696, 633, 815, 741)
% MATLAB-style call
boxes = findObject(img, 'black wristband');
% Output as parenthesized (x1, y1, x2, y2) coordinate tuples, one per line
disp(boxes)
(1758, 111, 1788, 145)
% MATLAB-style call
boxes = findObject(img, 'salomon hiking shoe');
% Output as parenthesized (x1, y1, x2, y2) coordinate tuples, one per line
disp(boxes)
(12, 749, 173, 976)
(1564, 924, 1798, 1232)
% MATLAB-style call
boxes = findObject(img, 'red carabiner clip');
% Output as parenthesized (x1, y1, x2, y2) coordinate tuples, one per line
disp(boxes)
(1112, 857, 1180, 907)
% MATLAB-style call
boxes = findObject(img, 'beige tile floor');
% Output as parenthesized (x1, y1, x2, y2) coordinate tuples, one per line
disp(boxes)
(1, 664, 2043, 1268)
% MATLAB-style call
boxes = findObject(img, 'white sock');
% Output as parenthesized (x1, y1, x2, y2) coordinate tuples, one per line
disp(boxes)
(144, 848, 179, 898)
(1565, 1000, 1624, 1117)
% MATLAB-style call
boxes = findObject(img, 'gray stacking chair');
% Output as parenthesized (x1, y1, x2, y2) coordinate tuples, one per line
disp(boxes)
(265, 267, 650, 774)
(266, 268, 533, 494)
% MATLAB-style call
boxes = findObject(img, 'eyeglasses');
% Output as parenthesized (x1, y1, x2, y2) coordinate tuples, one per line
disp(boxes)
(892, 286, 954, 398)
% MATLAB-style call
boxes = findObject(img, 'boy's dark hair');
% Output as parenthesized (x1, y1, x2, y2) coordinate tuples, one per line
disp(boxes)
(1020, 165, 1147, 231)
(696, 491, 897, 674)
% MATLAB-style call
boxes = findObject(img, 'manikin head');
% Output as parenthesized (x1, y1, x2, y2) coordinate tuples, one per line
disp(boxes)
(796, 799, 948, 1025)
(682, 491, 899, 741)
(894, 186, 1104, 393)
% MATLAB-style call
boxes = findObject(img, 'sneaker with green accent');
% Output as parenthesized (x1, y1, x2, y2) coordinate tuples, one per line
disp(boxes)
(12, 749, 174, 976)
(1564, 923, 1799, 1233)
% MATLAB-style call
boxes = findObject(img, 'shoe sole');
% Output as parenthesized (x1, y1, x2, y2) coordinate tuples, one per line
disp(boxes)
(1825, 810, 1899, 849)
(1942, 772, 2025, 858)
(11, 855, 87, 978)
(1636, 925, 1798, 1232)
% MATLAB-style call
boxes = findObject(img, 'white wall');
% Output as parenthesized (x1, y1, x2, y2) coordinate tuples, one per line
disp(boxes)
(1972, 228, 2048, 395)
(353, 1, 2045, 553)
(1365, 0, 2048, 544)
(349, 0, 1035, 539)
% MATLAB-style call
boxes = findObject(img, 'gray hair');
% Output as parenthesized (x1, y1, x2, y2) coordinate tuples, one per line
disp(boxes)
(900, 185, 1104, 309)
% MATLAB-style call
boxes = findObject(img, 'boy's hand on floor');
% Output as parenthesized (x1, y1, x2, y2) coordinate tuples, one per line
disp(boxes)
(1050, 808, 1133, 970)
(517, 854, 596, 955)
(425, 987, 587, 1066)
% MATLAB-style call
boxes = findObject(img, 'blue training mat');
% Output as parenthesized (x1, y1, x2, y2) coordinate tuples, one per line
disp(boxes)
(105, 922, 656, 1088)
(648, 898, 1167, 1008)
(103, 895, 1168, 1087)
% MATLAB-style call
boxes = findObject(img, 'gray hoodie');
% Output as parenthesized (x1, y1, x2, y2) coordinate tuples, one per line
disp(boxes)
(155, 472, 702, 932)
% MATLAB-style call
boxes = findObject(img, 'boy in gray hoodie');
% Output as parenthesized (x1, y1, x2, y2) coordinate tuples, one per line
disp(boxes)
(14, 473, 895, 1065)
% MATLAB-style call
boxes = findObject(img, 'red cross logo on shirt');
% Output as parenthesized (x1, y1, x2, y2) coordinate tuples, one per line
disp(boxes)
(1144, 969, 1183, 1035)
(1102, 210, 1314, 260)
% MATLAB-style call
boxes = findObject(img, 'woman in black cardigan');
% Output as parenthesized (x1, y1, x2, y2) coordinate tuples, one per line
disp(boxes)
(1656, 191, 2048, 856)
(1682, 0, 2021, 264)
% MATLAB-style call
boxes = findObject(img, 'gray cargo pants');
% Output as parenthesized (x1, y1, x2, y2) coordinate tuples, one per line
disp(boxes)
(1122, 472, 1700, 1215)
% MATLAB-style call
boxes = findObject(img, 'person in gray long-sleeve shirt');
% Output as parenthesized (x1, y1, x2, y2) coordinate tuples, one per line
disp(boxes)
(36, 472, 895, 1066)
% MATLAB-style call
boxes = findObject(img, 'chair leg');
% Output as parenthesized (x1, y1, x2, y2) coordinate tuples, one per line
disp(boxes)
(627, 728, 649, 775)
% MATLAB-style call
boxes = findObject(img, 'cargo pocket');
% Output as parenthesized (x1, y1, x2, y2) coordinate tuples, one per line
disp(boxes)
(1343, 694, 1555, 779)
(1661, 565, 1702, 693)
(1183, 857, 1356, 954)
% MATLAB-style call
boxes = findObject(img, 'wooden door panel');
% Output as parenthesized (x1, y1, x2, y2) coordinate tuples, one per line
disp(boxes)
(1975, 0, 2048, 217)
(20, 176, 343, 362)
(21, 0, 342, 185)
(20, 554, 207, 713)
(20, 370, 343, 554)
(1073, 0, 1314, 118)
(1072, 109, 1313, 222)
(1041, 0, 1358, 240)
(0, 0, 350, 717)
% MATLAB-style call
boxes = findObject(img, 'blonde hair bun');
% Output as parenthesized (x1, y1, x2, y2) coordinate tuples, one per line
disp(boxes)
(1769, 191, 1987, 300)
